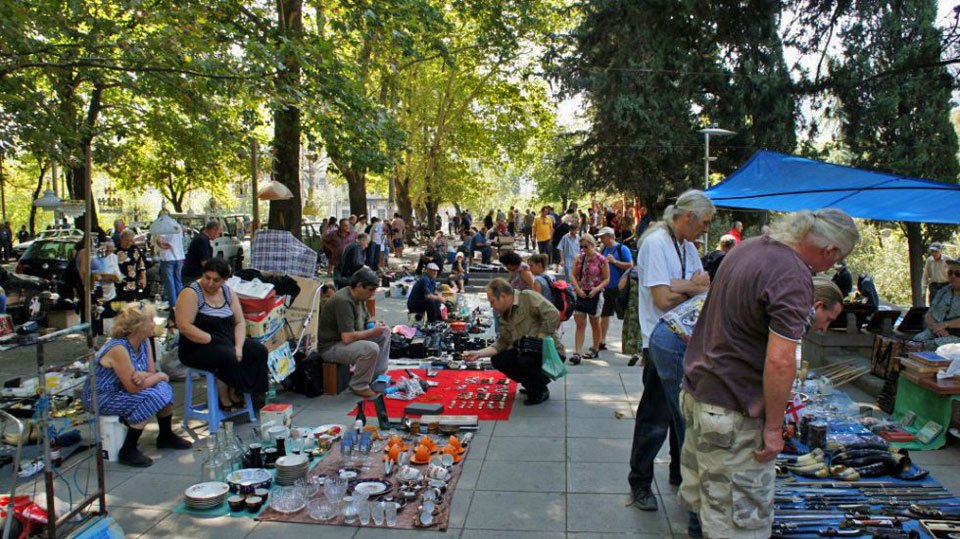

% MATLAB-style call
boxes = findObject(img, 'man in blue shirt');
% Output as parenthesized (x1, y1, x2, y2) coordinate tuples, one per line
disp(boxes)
(473, 228, 493, 265)
(598, 227, 634, 352)
(407, 263, 443, 322)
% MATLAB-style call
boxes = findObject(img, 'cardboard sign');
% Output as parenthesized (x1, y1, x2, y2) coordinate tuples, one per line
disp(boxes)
(285, 275, 321, 351)
(268, 341, 295, 383)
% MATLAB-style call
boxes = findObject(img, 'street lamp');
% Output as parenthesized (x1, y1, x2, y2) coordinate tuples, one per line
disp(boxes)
(698, 126, 735, 250)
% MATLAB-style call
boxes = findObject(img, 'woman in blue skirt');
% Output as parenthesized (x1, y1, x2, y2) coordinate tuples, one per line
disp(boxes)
(83, 302, 192, 467)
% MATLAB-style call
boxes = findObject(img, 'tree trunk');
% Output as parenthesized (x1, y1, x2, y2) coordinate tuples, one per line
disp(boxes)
(395, 176, 414, 230)
(268, 0, 303, 237)
(65, 84, 104, 233)
(560, 193, 568, 213)
(28, 159, 49, 236)
(907, 221, 924, 307)
(344, 168, 368, 218)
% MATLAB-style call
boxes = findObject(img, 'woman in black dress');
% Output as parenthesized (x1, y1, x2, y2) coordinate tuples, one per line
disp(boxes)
(175, 258, 268, 408)
(116, 229, 147, 302)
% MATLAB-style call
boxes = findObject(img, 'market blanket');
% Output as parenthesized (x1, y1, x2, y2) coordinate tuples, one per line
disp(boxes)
(348, 369, 517, 421)
(256, 442, 470, 531)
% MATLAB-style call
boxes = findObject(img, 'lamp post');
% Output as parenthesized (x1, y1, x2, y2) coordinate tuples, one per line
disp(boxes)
(698, 126, 735, 249)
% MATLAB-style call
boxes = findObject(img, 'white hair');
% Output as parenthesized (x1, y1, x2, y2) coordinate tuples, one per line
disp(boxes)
(649, 190, 715, 236)
(768, 208, 859, 257)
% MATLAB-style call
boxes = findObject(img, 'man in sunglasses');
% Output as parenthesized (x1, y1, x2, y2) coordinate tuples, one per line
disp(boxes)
(315, 267, 391, 398)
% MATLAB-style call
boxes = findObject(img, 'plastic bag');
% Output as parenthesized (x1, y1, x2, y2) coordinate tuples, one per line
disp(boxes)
(541, 336, 568, 381)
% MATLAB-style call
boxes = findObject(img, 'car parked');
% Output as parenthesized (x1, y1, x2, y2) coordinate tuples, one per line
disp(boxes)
(167, 213, 249, 269)
(16, 238, 77, 299)
(0, 266, 62, 323)
(14, 228, 82, 257)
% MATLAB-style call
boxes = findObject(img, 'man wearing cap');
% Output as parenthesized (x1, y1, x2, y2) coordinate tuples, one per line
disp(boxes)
(408, 263, 444, 322)
(923, 242, 952, 306)
(316, 267, 391, 398)
(598, 226, 634, 352)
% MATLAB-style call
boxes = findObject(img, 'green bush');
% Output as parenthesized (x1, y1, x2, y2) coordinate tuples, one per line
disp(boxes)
(845, 222, 912, 307)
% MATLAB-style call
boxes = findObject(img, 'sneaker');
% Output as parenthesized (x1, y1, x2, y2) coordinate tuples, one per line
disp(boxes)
(118, 447, 154, 468)
(629, 488, 658, 511)
(157, 434, 193, 450)
(523, 388, 550, 406)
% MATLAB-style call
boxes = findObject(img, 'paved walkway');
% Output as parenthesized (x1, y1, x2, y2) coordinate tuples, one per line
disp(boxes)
(7, 254, 960, 537)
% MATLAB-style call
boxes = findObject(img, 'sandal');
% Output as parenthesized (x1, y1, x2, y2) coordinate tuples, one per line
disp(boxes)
(628, 355, 641, 367)
(570, 353, 582, 366)
(582, 349, 599, 360)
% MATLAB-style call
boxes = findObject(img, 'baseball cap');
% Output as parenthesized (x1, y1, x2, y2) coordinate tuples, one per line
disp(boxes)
(930, 242, 944, 251)
(597, 227, 615, 237)
(427, 263, 440, 271)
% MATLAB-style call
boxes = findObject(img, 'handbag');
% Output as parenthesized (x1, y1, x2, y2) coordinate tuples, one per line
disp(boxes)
(575, 292, 601, 314)
(541, 336, 568, 381)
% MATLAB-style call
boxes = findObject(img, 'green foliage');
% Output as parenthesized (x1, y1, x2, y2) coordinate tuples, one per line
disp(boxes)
(845, 223, 913, 306)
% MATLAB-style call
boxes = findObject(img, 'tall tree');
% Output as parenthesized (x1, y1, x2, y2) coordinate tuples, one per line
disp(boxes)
(828, 0, 959, 306)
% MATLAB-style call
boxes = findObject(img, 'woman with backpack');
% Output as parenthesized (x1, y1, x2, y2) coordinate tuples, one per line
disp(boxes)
(569, 234, 609, 365)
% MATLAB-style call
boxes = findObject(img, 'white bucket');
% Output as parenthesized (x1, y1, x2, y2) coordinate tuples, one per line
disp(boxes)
(99, 416, 128, 462)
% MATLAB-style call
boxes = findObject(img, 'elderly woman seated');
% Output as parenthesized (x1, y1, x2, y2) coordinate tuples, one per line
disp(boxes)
(913, 259, 960, 351)
(82, 302, 192, 467)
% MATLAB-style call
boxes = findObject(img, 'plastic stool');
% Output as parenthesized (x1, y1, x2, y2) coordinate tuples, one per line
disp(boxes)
(182, 369, 257, 433)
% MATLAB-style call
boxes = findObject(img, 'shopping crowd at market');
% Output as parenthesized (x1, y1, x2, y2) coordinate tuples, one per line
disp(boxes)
(71, 187, 917, 538)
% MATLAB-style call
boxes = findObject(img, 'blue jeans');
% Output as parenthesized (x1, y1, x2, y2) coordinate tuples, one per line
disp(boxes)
(628, 320, 686, 493)
(160, 260, 183, 305)
(0, 293, 6, 314)
(367, 243, 381, 270)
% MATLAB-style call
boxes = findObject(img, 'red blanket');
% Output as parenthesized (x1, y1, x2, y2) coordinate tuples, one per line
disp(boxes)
(349, 369, 517, 421)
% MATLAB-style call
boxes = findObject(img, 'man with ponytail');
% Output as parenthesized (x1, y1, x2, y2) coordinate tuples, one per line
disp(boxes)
(678, 208, 858, 538)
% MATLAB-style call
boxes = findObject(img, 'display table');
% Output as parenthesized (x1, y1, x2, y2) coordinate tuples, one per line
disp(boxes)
(892, 376, 960, 450)
(801, 329, 875, 368)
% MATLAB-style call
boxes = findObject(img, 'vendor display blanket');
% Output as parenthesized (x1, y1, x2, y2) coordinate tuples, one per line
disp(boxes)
(349, 369, 517, 421)
(256, 442, 469, 531)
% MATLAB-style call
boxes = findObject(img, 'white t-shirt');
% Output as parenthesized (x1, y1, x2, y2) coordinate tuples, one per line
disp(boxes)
(99, 254, 122, 301)
(157, 233, 185, 262)
(637, 227, 703, 349)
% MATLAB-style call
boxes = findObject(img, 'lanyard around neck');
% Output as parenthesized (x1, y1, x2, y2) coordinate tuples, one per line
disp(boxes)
(667, 227, 686, 277)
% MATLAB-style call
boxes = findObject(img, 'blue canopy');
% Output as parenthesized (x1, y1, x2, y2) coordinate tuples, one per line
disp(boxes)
(705, 150, 960, 224)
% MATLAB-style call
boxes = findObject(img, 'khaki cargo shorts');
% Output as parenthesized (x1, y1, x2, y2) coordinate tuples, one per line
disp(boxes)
(677, 391, 775, 539)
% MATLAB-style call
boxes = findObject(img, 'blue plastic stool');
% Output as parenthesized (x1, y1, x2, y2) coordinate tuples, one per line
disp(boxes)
(182, 369, 257, 433)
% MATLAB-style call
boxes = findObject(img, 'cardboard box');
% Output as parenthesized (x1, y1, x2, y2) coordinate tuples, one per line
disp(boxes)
(259, 403, 293, 428)
(47, 310, 79, 330)
(244, 298, 286, 338)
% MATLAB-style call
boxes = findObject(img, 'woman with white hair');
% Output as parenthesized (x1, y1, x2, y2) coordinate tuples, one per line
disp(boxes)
(82, 302, 192, 467)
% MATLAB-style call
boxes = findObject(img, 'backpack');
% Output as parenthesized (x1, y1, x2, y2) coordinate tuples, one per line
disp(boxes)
(544, 274, 575, 322)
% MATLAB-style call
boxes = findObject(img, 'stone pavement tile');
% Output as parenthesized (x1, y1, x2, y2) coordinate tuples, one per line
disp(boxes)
(465, 491, 565, 532)
(74, 462, 140, 493)
(485, 436, 566, 462)
(107, 507, 169, 537)
(567, 461, 630, 495)
(461, 531, 565, 539)
(508, 397, 565, 417)
(542, 380, 566, 401)
(139, 512, 258, 538)
(659, 490, 693, 536)
(567, 400, 634, 419)
(290, 407, 353, 427)
(566, 386, 629, 402)
(567, 417, 634, 439)
(477, 460, 566, 492)
(354, 527, 462, 538)
(135, 447, 203, 477)
(107, 472, 196, 510)
(910, 446, 960, 466)
(246, 521, 356, 538)
(921, 464, 960, 495)
(564, 372, 624, 386)
(566, 493, 671, 534)
(448, 486, 474, 529)
(463, 434, 491, 460)
(457, 457, 483, 490)
(493, 416, 565, 438)
(567, 437, 632, 463)
(568, 534, 667, 539)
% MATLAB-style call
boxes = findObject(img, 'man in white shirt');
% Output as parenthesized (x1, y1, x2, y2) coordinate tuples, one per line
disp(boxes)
(155, 231, 186, 305)
(628, 190, 713, 512)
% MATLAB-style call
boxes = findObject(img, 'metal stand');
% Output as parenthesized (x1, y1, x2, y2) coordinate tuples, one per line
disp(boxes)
(33, 323, 106, 538)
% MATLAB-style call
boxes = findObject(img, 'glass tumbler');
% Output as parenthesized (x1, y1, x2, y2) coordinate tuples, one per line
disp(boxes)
(371, 501, 385, 526)
(357, 499, 371, 525)
(385, 501, 398, 527)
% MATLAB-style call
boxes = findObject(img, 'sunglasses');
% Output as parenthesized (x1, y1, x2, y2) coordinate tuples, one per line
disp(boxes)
(580, 243, 592, 248)
(949, 270, 960, 277)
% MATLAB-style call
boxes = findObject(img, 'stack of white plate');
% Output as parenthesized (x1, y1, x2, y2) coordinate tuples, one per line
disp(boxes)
(274, 454, 309, 486)
(184, 482, 229, 510)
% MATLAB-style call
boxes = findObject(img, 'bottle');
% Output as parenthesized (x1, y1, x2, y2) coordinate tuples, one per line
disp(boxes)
(200, 437, 218, 481)
(223, 422, 241, 473)
(356, 400, 367, 430)
(265, 381, 277, 404)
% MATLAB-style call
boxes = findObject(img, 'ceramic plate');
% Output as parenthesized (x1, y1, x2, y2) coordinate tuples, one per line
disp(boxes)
(225, 468, 272, 487)
(185, 482, 229, 500)
(313, 424, 345, 439)
(338, 467, 361, 480)
(352, 479, 392, 496)
(275, 454, 309, 468)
